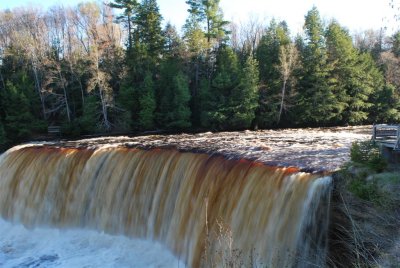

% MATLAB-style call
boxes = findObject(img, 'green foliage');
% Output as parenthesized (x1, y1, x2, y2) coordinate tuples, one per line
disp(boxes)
(185, 0, 229, 44)
(116, 84, 136, 130)
(79, 95, 100, 134)
(135, 0, 165, 67)
(201, 46, 240, 129)
(167, 73, 192, 129)
(61, 120, 82, 137)
(0, 121, 7, 149)
(0, 3, 399, 140)
(138, 73, 156, 129)
(227, 56, 259, 129)
(347, 177, 385, 205)
(369, 84, 400, 123)
(163, 23, 184, 57)
(256, 20, 292, 127)
(342, 168, 400, 209)
(156, 59, 191, 129)
(392, 31, 400, 57)
(295, 7, 336, 125)
(108, 0, 139, 49)
(2, 81, 39, 141)
(350, 141, 387, 172)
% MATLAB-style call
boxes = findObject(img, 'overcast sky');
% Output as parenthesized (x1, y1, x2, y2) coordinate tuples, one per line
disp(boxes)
(0, 0, 398, 34)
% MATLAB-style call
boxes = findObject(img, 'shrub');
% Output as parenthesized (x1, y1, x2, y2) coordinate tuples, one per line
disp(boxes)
(350, 141, 387, 172)
(348, 178, 381, 204)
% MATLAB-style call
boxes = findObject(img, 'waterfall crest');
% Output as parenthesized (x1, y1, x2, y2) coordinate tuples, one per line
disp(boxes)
(0, 145, 331, 267)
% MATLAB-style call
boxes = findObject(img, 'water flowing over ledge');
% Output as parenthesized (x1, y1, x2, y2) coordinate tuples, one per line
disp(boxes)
(28, 125, 370, 172)
(0, 144, 333, 267)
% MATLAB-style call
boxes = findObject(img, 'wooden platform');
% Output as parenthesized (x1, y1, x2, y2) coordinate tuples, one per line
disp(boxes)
(372, 124, 400, 150)
(47, 126, 61, 136)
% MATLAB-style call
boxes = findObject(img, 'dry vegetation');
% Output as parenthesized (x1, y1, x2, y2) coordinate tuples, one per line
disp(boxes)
(328, 141, 400, 267)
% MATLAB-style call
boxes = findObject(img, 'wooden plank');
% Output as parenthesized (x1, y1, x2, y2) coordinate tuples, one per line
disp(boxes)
(48, 126, 61, 135)
(372, 124, 400, 150)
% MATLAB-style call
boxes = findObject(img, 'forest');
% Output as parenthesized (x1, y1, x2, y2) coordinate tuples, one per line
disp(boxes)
(0, 0, 399, 149)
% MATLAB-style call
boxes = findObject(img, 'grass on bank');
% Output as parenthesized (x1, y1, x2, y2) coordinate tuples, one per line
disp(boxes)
(333, 140, 400, 267)
(343, 140, 400, 209)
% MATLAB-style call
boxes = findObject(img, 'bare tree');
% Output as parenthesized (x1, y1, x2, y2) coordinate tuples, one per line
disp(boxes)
(5, 7, 49, 118)
(239, 15, 266, 56)
(277, 43, 299, 124)
(380, 51, 400, 87)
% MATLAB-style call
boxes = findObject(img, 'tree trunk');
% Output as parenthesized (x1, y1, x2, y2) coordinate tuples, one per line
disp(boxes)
(69, 62, 85, 107)
(96, 60, 111, 130)
(32, 62, 46, 119)
(98, 82, 111, 130)
(0, 69, 5, 90)
(128, 15, 132, 50)
(58, 69, 71, 122)
(277, 79, 287, 125)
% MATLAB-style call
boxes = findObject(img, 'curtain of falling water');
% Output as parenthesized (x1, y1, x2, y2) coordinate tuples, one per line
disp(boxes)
(0, 146, 332, 267)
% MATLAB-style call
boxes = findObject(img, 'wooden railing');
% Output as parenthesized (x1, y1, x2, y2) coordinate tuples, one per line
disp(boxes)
(47, 126, 61, 136)
(372, 124, 400, 150)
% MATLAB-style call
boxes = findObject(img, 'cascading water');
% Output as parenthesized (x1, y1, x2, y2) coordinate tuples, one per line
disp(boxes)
(0, 144, 332, 267)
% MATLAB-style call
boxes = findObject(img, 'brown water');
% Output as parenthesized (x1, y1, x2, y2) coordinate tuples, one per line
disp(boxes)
(0, 145, 332, 267)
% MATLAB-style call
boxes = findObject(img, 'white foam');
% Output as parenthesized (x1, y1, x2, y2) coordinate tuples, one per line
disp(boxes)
(0, 219, 185, 268)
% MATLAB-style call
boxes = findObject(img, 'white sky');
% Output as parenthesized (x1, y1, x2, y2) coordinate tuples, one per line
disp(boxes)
(1, 0, 398, 34)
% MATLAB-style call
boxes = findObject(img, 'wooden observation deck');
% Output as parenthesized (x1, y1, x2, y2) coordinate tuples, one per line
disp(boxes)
(372, 124, 400, 151)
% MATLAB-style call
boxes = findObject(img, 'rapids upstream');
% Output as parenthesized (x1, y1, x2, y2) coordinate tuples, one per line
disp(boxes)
(0, 126, 371, 267)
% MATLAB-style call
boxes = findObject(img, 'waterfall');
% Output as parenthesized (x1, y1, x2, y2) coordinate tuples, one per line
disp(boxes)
(0, 145, 332, 267)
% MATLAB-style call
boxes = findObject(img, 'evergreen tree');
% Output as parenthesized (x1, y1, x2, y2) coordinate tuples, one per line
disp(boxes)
(79, 94, 100, 134)
(123, 0, 164, 85)
(391, 31, 400, 57)
(296, 7, 337, 126)
(227, 56, 259, 129)
(256, 20, 294, 127)
(108, 0, 139, 50)
(116, 83, 137, 130)
(3, 81, 37, 141)
(370, 84, 400, 123)
(185, 0, 229, 44)
(168, 72, 192, 129)
(138, 72, 156, 129)
(201, 45, 239, 129)
(135, 0, 165, 68)
(163, 23, 185, 57)
(325, 21, 355, 124)
(0, 121, 6, 149)
(325, 22, 388, 125)
(157, 59, 191, 129)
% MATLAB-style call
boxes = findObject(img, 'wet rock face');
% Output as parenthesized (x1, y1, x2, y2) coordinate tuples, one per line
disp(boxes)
(35, 126, 370, 172)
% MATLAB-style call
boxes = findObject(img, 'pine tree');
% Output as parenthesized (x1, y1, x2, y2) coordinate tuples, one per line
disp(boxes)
(370, 84, 400, 123)
(392, 31, 400, 57)
(3, 81, 36, 141)
(157, 59, 191, 129)
(256, 20, 292, 127)
(163, 23, 184, 57)
(135, 0, 165, 68)
(295, 7, 337, 126)
(325, 21, 354, 124)
(168, 72, 192, 129)
(79, 94, 100, 134)
(0, 121, 7, 149)
(185, 0, 229, 45)
(325, 21, 378, 125)
(201, 45, 239, 129)
(108, 0, 139, 50)
(227, 56, 259, 129)
(138, 72, 156, 129)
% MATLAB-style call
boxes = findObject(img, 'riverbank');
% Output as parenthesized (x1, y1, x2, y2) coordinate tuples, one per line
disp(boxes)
(329, 141, 400, 267)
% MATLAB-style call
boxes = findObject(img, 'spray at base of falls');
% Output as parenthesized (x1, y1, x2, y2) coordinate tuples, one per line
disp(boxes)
(0, 145, 332, 267)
